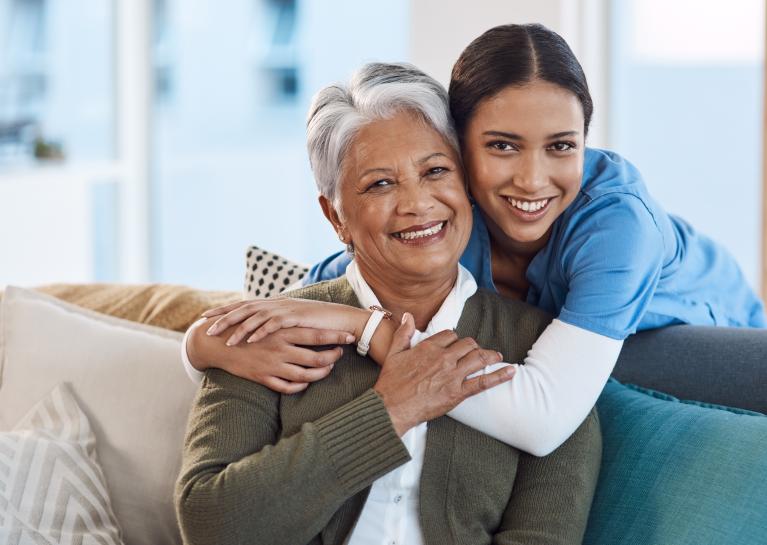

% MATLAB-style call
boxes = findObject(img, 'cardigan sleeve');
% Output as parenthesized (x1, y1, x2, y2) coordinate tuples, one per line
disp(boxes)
(175, 369, 410, 545)
(492, 408, 602, 545)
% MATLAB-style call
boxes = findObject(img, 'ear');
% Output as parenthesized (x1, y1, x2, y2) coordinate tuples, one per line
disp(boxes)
(319, 195, 349, 243)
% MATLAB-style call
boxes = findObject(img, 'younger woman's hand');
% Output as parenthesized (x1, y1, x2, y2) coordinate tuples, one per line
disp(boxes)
(202, 299, 370, 347)
(188, 321, 356, 394)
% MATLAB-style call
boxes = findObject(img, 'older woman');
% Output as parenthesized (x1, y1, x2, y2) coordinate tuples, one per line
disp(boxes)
(175, 63, 601, 545)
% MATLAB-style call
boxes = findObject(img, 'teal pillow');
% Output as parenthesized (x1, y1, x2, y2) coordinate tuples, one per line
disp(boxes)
(584, 379, 767, 545)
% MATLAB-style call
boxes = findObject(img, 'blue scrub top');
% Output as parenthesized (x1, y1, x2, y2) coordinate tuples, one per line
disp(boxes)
(306, 148, 766, 339)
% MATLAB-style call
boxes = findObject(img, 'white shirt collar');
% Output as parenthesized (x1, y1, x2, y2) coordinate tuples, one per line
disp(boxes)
(344, 260, 478, 341)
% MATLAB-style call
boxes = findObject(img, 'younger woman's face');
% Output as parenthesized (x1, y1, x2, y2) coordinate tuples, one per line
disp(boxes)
(462, 80, 585, 253)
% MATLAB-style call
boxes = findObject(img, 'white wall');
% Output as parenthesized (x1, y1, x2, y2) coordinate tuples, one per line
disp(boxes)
(409, 0, 609, 146)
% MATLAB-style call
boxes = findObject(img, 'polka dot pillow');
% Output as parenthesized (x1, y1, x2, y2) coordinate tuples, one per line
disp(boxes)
(244, 245, 309, 298)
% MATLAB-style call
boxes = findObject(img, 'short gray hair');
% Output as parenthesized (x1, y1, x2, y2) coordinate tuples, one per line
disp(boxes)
(306, 62, 459, 204)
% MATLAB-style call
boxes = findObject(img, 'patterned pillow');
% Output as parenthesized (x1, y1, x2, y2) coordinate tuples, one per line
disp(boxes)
(244, 245, 309, 298)
(0, 383, 123, 544)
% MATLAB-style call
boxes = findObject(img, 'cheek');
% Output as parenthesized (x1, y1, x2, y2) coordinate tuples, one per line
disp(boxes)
(554, 161, 583, 195)
(465, 154, 505, 194)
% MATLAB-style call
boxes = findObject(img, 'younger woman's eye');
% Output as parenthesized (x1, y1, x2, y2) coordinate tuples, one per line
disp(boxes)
(548, 141, 576, 152)
(487, 141, 516, 152)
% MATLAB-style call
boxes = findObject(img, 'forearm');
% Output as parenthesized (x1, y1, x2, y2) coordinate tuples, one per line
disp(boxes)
(492, 408, 602, 545)
(175, 371, 409, 545)
(448, 319, 622, 456)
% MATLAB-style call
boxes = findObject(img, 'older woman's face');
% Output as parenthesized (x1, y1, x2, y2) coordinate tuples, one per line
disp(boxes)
(325, 110, 472, 283)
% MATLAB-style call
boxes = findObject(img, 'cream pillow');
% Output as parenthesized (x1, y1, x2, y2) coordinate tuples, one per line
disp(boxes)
(244, 244, 309, 298)
(0, 383, 123, 544)
(0, 286, 197, 545)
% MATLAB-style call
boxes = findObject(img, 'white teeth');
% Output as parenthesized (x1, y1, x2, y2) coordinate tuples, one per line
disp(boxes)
(509, 198, 548, 212)
(395, 221, 445, 240)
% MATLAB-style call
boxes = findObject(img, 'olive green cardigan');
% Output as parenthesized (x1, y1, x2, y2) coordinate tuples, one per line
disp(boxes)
(175, 278, 601, 545)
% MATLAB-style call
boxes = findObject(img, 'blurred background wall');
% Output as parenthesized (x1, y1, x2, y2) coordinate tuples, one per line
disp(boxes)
(0, 0, 764, 293)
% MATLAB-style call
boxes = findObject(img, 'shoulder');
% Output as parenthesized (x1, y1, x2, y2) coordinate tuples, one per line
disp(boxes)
(463, 289, 553, 354)
(581, 147, 648, 199)
(283, 277, 358, 306)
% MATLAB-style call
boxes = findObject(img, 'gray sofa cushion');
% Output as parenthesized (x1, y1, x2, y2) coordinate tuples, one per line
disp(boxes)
(614, 326, 767, 414)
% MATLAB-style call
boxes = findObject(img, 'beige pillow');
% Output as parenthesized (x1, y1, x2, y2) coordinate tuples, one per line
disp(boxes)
(0, 286, 197, 545)
(0, 383, 123, 544)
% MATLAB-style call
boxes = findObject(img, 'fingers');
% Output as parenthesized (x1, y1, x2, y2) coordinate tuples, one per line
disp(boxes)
(207, 304, 265, 336)
(426, 329, 459, 348)
(276, 361, 335, 383)
(462, 365, 516, 398)
(201, 300, 251, 318)
(261, 375, 309, 395)
(386, 312, 415, 359)
(273, 327, 355, 347)
(225, 313, 270, 346)
(284, 345, 344, 368)
(443, 336, 481, 362)
(244, 316, 300, 344)
(457, 348, 504, 375)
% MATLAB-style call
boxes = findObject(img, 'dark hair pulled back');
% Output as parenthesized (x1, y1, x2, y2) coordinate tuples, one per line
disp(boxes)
(449, 23, 593, 140)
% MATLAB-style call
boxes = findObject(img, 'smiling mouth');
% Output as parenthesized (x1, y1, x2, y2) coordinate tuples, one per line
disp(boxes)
(392, 220, 447, 241)
(506, 197, 550, 212)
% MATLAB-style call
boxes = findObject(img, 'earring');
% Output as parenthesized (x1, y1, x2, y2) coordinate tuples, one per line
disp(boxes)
(338, 233, 347, 244)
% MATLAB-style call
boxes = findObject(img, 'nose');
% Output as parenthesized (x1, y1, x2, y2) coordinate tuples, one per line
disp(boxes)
(512, 152, 546, 193)
(396, 179, 435, 216)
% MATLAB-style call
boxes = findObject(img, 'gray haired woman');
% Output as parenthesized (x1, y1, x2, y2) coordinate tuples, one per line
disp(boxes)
(176, 63, 601, 545)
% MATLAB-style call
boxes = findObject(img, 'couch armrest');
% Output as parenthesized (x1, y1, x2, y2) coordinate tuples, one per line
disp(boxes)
(614, 326, 767, 414)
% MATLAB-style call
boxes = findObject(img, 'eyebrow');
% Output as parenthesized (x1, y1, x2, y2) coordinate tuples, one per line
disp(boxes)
(359, 152, 450, 178)
(483, 130, 580, 140)
(416, 152, 449, 165)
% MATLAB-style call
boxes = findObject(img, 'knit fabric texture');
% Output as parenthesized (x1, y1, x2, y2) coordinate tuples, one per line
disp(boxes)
(176, 277, 602, 545)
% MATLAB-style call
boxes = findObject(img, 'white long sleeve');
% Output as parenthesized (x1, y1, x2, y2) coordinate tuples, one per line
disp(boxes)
(448, 319, 623, 456)
(182, 318, 207, 383)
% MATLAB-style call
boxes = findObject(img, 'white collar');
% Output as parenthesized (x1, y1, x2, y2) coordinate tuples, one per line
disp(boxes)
(344, 260, 478, 339)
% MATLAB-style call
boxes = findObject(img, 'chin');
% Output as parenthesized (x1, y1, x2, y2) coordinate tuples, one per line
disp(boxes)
(397, 254, 458, 278)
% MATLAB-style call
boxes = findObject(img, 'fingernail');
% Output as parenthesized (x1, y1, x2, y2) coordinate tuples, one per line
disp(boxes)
(497, 351, 503, 360)
(225, 339, 235, 347)
(401, 313, 408, 324)
(206, 326, 217, 336)
(506, 367, 515, 376)
(346, 334, 355, 343)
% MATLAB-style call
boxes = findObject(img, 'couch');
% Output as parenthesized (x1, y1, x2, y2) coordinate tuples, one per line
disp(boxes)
(0, 279, 765, 545)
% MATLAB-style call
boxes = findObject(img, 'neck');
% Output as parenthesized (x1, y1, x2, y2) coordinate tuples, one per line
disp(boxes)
(355, 259, 457, 331)
(485, 215, 551, 258)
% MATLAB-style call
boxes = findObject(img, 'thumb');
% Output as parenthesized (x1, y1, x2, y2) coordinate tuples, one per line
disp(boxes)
(386, 312, 415, 360)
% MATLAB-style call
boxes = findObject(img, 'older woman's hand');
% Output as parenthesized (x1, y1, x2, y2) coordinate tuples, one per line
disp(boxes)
(374, 313, 516, 436)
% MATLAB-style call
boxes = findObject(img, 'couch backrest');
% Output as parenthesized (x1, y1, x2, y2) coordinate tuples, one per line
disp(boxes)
(615, 325, 767, 414)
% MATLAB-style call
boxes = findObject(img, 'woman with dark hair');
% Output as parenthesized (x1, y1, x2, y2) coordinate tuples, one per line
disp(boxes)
(189, 24, 765, 456)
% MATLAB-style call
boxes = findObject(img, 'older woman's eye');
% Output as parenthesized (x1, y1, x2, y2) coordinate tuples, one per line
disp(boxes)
(548, 141, 576, 152)
(426, 166, 448, 177)
(366, 179, 392, 190)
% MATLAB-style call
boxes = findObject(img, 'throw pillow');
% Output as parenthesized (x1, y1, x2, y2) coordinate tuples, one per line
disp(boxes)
(244, 245, 308, 298)
(0, 383, 123, 544)
(0, 286, 198, 545)
(584, 379, 767, 545)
